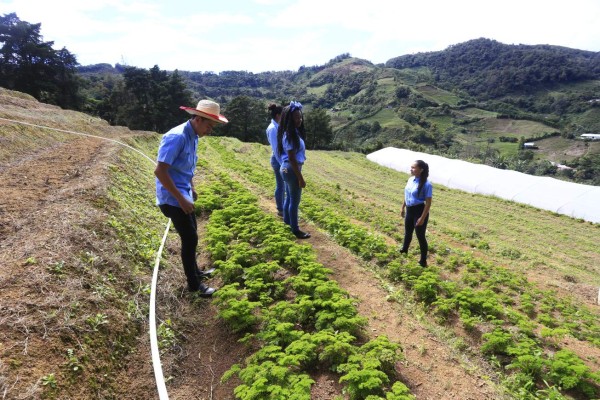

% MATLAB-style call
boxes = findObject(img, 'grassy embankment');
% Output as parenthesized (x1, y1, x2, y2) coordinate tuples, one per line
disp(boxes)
(0, 87, 166, 398)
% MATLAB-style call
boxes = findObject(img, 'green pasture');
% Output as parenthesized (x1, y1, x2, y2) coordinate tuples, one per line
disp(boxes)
(428, 115, 455, 131)
(306, 84, 329, 96)
(452, 131, 519, 157)
(362, 107, 407, 128)
(414, 84, 461, 106)
(376, 77, 396, 86)
(490, 140, 520, 157)
(455, 107, 498, 118)
(374, 79, 398, 97)
(476, 117, 558, 136)
(536, 135, 600, 162)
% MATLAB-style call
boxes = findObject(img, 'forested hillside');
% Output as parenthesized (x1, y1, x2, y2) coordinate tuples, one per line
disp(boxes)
(386, 38, 600, 99)
(2, 13, 600, 185)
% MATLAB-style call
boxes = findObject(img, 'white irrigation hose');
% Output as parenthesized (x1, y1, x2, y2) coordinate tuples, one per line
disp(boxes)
(0, 117, 171, 399)
(0, 117, 157, 165)
(150, 218, 171, 399)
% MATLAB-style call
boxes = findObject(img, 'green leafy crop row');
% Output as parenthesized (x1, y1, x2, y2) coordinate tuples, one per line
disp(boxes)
(199, 138, 600, 399)
(198, 171, 414, 400)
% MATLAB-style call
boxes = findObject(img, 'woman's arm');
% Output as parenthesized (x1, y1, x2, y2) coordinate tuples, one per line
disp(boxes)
(416, 197, 432, 226)
(287, 150, 305, 188)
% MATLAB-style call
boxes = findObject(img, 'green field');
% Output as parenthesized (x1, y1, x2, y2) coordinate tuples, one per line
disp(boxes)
(414, 84, 462, 106)
(362, 107, 407, 128)
(536, 135, 600, 162)
(208, 138, 599, 285)
(306, 84, 329, 96)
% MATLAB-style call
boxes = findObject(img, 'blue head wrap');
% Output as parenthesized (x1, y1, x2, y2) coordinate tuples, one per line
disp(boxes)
(289, 101, 303, 113)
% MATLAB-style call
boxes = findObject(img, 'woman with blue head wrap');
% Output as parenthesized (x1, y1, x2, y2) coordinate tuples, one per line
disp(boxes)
(277, 101, 311, 239)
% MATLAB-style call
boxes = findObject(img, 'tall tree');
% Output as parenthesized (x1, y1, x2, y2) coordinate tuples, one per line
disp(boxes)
(304, 107, 333, 149)
(0, 13, 81, 109)
(102, 65, 192, 132)
(219, 95, 267, 143)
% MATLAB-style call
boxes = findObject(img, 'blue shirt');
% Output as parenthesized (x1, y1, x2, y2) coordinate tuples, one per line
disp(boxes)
(404, 176, 432, 206)
(266, 119, 281, 163)
(155, 121, 198, 207)
(280, 131, 306, 164)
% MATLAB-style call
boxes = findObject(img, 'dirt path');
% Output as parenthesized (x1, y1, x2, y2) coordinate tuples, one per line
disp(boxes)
(0, 133, 158, 399)
(227, 179, 504, 399)
(304, 229, 492, 399)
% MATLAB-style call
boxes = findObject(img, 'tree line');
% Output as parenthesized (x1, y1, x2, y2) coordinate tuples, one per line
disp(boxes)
(0, 13, 333, 149)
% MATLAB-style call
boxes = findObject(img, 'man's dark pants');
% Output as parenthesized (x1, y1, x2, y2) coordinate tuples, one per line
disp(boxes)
(159, 204, 201, 291)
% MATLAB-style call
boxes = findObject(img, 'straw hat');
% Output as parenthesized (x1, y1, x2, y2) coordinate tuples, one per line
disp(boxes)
(180, 100, 228, 124)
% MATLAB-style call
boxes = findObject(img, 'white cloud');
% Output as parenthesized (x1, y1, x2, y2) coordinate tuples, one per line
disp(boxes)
(1, 0, 599, 72)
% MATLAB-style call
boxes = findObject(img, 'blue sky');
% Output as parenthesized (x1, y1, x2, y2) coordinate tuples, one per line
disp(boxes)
(2, 0, 600, 73)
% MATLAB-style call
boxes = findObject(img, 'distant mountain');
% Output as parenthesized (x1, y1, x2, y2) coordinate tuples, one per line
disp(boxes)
(386, 38, 600, 99)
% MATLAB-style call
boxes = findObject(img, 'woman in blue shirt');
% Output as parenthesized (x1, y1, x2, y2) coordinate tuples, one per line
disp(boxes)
(400, 160, 432, 267)
(266, 104, 284, 216)
(277, 101, 311, 239)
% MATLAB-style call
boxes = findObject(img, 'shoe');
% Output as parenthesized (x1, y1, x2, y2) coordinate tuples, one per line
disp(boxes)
(197, 267, 216, 280)
(399, 249, 408, 254)
(277, 210, 283, 217)
(293, 230, 311, 239)
(419, 260, 427, 267)
(193, 283, 216, 297)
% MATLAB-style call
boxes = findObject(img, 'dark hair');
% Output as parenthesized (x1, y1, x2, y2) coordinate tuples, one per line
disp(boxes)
(277, 104, 305, 157)
(268, 103, 283, 119)
(415, 160, 430, 197)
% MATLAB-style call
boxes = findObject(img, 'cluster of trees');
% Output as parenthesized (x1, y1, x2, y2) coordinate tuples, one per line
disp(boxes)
(565, 153, 600, 185)
(95, 65, 192, 133)
(312, 71, 372, 109)
(386, 38, 600, 99)
(0, 13, 81, 109)
(179, 69, 307, 102)
(0, 13, 334, 145)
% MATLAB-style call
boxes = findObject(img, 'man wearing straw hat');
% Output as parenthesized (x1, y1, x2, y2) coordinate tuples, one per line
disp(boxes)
(155, 99, 228, 296)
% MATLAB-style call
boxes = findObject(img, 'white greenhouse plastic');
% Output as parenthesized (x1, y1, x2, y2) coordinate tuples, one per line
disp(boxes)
(367, 147, 600, 224)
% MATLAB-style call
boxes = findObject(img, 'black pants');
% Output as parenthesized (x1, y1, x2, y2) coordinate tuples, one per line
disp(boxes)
(401, 203, 429, 265)
(159, 204, 201, 291)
